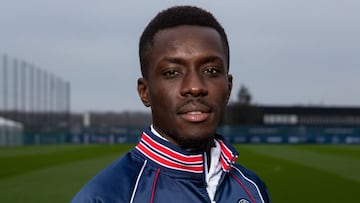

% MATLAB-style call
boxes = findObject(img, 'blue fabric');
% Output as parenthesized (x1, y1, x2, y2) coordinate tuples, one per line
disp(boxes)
(70, 127, 270, 203)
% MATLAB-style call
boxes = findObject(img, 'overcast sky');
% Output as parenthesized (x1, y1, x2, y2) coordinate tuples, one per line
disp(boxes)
(1, 0, 359, 113)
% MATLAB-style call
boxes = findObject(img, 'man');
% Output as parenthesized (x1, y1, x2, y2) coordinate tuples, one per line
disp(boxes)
(71, 5, 270, 203)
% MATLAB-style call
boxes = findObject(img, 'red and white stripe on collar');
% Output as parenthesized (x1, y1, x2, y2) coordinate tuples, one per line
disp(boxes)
(136, 132, 238, 173)
(136, 132, 204, 173)
(218, 139, 238, 172)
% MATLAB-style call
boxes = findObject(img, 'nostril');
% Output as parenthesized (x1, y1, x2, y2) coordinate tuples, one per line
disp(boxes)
(181, 86, 208, 97)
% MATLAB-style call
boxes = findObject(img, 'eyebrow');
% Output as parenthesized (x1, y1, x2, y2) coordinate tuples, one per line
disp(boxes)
(198, 56, 224, 65)
(161, 57, 186, 65)
(161, 55, 224, 66)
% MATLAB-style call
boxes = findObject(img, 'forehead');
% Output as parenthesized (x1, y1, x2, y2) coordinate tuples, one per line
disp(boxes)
(150, 25, 226, 62)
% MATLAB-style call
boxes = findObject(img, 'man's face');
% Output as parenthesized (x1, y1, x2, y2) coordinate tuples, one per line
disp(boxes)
(138, 25, 232, 150)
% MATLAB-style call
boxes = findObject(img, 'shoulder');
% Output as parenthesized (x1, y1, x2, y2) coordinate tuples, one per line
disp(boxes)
(70, 150, 145, 203)
(230, 163, 271, 203)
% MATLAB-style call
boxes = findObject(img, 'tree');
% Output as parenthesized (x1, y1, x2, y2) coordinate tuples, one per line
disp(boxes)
(223, 84, 262, 125)
(237, 85, 252, 105)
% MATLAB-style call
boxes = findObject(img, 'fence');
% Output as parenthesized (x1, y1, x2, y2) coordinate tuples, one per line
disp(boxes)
(1, 53, 71, 145)
(1, 54, 70, 115)
(218, 125, 360, 144)
(17, 125, 360, 145)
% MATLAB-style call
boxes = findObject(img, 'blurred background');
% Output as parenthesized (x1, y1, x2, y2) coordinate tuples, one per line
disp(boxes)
(1, 0, 359, 145)
(0, 1, 359, 202)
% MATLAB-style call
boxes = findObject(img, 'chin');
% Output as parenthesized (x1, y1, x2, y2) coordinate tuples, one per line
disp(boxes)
(178, 134, 214, 152)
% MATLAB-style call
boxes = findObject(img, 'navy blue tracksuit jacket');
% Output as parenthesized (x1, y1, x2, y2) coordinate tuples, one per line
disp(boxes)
(71, 127, 270, 203)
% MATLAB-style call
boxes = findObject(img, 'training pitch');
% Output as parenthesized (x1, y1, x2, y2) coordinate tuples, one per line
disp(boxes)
(0, 144, 359, 203)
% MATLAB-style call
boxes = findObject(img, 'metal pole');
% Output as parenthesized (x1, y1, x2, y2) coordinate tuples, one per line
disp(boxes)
(50, 73, 54, 113)
(49, 73, 55, 128)
(55, 77, 61, 129)
(36, 67, 42, 134)
(56, 77, 60, 113)
(13, 58, 19, 121)
(2, 54, 8, 118)
(65, 81, 71, 136)
(29, 64, 35, 132)
(20, 61, 27, 129)
(66, 81, 71, 114)
(29, 64, 35, 114)
(43, 70, 48, 128)
(2, 54, 9, 145)
(20, 61, 26, 113)
(36, 68, 41, 113)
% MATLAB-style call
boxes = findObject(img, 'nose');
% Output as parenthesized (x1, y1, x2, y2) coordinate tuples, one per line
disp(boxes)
(180, 71, 208, 97)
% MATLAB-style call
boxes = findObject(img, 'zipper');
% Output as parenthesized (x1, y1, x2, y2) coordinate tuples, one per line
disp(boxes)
(203, 152, 213, 202)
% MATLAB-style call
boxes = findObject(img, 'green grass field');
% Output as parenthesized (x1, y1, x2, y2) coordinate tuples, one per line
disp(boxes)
(0, 144, 359, 203)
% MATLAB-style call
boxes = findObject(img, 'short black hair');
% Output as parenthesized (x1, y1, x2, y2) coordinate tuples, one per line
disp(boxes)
(139, 5, 230, 78)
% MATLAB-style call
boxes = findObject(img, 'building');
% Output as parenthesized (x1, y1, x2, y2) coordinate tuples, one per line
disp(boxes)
(222, 105, 360, 144)
(0, 116, 23, 146)
(260, 106, 360, 126)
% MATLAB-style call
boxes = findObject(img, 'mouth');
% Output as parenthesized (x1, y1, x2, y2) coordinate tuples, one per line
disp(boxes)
(177, 102, 212, 122)
(179, 111, 210, 122)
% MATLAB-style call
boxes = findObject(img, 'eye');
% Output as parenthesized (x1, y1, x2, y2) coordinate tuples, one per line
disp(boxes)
(204, 67, 221, 75)
(162, 69, 180, 78)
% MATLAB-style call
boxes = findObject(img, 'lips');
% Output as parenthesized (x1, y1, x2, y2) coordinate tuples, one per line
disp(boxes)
(180, 111, 210, 122)
(177, 103, 212, 122)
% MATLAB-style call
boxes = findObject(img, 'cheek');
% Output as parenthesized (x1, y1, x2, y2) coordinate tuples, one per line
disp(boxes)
(150, 84, 176, 107)
(211, 82, 230, 101)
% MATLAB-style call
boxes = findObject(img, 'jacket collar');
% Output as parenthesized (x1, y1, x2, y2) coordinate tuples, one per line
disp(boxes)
(135, 127, 239, 174)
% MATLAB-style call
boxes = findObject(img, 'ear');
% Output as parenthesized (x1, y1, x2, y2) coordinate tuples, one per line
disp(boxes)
(137, 77, 151, 107)
(226, 74, 233, 103)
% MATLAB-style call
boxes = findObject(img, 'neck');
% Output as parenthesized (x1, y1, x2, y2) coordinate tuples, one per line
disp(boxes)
(151, 124, 215, 153)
